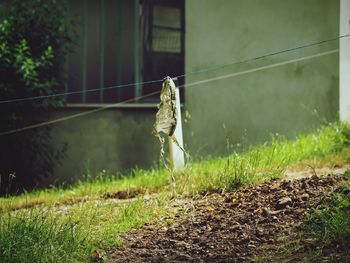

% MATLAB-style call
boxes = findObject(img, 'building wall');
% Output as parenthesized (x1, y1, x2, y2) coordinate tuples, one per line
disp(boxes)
(340, 0, 350, 122)
(184, 0, 339, 157)
(50, 0, 340, 183)
(50, 107, 159, 184)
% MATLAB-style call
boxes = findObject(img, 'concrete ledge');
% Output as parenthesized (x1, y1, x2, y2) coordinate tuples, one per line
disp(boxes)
(65, 103, 159, 109)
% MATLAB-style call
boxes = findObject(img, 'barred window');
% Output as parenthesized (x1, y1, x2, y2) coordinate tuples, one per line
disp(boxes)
(65, 0, 184, 104)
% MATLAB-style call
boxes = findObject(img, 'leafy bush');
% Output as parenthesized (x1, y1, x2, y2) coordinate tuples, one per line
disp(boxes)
(0, 0, 71, 194)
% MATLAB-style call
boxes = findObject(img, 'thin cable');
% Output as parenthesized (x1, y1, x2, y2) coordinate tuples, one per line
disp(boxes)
(182, 49, 338, 88)
(0, 90, 161, 136)
(0, 79, 163, 104)
(174, 34, 349, 80)
(0, 34, 349, 104)
(0, 48, 338, 137)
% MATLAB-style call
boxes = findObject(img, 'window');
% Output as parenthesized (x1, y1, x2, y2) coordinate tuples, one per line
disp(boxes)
(65, 0, 184, 104)
(152, 6, 182, 53)
(140, 0, 185, 102)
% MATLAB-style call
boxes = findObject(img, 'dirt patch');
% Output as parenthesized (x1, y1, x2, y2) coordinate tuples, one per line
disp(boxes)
(109, 174, 348, 262)
(103, 188, 145, 200)
(283, 165, 350, 180)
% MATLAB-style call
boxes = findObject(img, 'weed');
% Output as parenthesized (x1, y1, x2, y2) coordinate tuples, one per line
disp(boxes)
(0, 208, 91, 263)
(1, 122, 350, 210)
(0, 195, 168, 262)
(304, 184, 350, 260)
(0, 122, 349, 262)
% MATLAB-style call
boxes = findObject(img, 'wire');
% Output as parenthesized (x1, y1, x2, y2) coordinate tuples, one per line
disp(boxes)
(0, 79, 163, 104)
(0, 48, 338, 136)
(183, 49, 338, 88)
(0, 34, 349, 104)
(0, 90, 162, 136)
(174, 34, 349, 79)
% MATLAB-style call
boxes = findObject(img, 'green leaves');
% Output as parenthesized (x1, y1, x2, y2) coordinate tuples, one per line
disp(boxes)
(0, 0, 71, 102)
(0, 0, 71, 195)
(1, 21, 56, 90)
(14, 40, 36, 85)
(11, 40, 54, 87)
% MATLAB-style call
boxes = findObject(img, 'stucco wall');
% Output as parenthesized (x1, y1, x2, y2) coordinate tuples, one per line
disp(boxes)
(50, 0, 340, 183)
(340, 0, 350, 122)
(50, 107, 159, 184)
(184, 0, 339, 157)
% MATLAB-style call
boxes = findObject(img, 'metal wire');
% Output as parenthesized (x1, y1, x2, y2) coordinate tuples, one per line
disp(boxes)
(0, 79, 163, 104)
(0, 34, 348, 105)
(0, 48, 338, 136)
(0, 90, 161, 136)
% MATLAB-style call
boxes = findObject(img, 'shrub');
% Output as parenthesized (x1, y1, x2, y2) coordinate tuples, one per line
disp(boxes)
(0, 0, 72, 194)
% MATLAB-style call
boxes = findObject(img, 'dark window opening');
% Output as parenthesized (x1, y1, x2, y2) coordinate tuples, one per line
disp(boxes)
(140, 0, 185, 102)
(66, 0, 136, 104)
(65, 0, 184, 104)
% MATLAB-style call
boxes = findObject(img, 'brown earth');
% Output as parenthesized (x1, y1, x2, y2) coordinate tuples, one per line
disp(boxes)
(109, 174, 349, 263)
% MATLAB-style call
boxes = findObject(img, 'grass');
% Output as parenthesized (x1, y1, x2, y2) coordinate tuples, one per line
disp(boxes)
(0, 196, 169, 262)
(2, 122, 350, 210)
(303, 177, 350, 261)
(0, 169, 171, 211)
(0, 122, 349, 262)
(0, 209, 91, 263)
(175, 121, 350, 194)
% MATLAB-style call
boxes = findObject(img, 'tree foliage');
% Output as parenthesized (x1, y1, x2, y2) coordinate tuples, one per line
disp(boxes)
(0, 0, 71, 194)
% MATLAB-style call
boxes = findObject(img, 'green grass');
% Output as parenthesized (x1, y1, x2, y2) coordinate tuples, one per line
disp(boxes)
(175, 121, 350, 194)
(0, 169, 170, 211)
(303, 178, 350, 261)
(2, 122, 350, 210)
(0, 196, 168, 262)
(0, 122, 349, 262)
(0, 208, 90, 262)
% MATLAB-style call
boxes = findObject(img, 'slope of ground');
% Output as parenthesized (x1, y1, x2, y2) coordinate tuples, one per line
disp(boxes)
(110, 174, 349, 262)
(0, 123, 349, 262)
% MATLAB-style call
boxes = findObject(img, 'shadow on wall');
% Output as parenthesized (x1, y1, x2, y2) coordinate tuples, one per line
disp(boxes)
(48, 108, 160, 186)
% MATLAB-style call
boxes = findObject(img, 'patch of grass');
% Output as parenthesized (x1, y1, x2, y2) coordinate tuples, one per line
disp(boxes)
(0, 168, 169, 211)
(304, 183, 350, 260)
(176, 121, 350, 194)
(66, 194, 168, 250)
(292, 147, 350, 170)
(1, 122, 350, 210)
(0, 195, 169, 262)
(0, 122, 349, 262)
(0, 209, 91, 263)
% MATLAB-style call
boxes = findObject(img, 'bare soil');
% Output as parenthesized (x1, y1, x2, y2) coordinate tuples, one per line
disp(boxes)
(109, 174, 349, 263)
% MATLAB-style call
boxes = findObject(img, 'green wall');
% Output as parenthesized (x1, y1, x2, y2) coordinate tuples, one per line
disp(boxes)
(184, 0, 339, 157)
(50, 107, 159, 183)
(50, 0, 340, 183)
